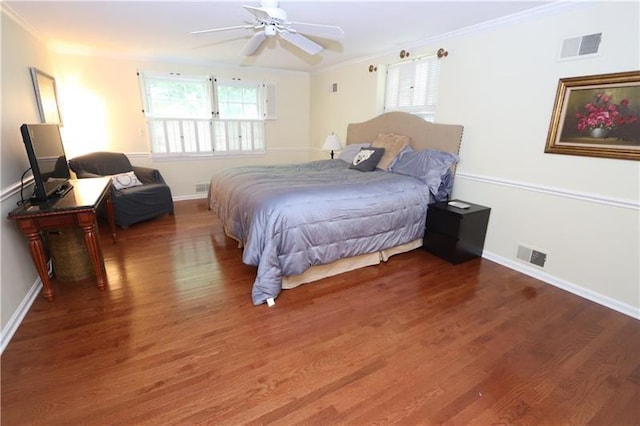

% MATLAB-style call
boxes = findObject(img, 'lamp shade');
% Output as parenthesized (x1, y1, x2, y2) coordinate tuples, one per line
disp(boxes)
(323, 133, 342, 151)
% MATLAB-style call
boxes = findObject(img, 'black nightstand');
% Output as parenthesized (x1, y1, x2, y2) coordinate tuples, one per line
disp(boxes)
(423, 200, 491, 264)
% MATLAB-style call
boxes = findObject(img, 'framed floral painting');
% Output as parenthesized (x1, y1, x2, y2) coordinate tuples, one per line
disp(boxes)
(545, 71, 639, 160)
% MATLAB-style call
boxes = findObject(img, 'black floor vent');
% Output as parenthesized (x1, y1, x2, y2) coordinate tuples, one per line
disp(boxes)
(530, 250, 547, 268)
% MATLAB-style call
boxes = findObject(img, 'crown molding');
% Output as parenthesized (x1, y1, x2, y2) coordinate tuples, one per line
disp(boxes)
(1, 2, 46, 44)
(313, 1, 587, 74)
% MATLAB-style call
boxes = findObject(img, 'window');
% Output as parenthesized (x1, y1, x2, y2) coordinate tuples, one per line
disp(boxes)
(139, 72, 274, 157)
(216, 78, 260, 119)
(384, 55, 440, 122)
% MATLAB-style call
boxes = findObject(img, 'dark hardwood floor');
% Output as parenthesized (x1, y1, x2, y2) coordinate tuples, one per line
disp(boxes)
(2, 199, 639, 424)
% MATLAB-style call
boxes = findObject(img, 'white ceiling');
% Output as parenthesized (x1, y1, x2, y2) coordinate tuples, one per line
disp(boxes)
(5, 1, 553, 72)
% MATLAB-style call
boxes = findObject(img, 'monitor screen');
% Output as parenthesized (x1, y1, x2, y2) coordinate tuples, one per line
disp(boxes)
(20, 123, 71, 202)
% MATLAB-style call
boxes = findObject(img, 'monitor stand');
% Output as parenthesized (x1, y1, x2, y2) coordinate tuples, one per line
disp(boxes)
(54, 182, 73, 198)
(29, 182, 74, 206)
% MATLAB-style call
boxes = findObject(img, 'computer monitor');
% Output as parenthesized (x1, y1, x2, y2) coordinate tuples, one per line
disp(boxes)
(20, 123, 71, 203)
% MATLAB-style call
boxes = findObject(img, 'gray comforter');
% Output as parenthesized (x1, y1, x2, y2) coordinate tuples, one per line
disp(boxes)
(209, 160, 431, 305)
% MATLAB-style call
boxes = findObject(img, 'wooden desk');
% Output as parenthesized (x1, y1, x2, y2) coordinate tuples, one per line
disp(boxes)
(7, 177, 116, 301)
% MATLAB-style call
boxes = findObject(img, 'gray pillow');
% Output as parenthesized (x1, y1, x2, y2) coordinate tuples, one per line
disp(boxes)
(349, 147, 385, 172)
(338, 143, 371, 163)
(390, 149, 459, 193)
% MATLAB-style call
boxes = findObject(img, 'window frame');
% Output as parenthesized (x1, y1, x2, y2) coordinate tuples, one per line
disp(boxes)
(383, 54, 441, 122)
(138, 72, 272, 159)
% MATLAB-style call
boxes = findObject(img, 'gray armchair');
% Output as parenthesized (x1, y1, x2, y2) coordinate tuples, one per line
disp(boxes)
(68, 152, 174, 228)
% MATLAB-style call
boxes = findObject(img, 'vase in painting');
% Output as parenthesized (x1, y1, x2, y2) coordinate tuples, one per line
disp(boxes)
(589, 127, 609, 138)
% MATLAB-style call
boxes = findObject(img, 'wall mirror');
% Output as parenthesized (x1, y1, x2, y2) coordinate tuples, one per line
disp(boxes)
(30, 67, 62, 125)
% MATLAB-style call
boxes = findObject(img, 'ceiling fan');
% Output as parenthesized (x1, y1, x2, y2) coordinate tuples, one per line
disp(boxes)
(191, 1, 344, 56)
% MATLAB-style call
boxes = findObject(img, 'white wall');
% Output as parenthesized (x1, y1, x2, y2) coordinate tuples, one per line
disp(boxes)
(1, 9, 59, 349)
(310, 2, 640, 317)
(309, 62, 382, 158)
(53, 54, 312, 197)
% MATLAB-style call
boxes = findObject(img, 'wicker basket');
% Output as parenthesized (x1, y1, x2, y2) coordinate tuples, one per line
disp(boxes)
(46, 228, 95, 281)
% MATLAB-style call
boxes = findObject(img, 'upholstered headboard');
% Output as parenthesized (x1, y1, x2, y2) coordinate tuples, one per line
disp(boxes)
(346, 111, 464, 156)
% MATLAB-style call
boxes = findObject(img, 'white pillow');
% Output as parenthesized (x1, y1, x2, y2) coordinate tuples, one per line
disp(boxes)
(338, 143, 371, 163)
(111, 171, 143, 190)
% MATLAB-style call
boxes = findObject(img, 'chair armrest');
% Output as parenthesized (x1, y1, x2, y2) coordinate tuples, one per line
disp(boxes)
(132, 166, 166, 184)
(75, 171, 121, 197)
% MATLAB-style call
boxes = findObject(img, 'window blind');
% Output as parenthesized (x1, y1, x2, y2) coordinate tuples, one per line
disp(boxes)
(384, 55, 440, 122)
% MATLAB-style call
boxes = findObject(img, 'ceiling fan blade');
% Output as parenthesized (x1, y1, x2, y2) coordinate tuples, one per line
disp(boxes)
(190, 24, 254, 35)
(279, 32, 323, 55)
(243, 5, 272, 22)
(241, 31, 267, 56)
(288, 22, 344, 40)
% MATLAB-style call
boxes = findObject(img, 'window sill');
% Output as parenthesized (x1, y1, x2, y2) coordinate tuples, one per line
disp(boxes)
(150, 151, 267, 161)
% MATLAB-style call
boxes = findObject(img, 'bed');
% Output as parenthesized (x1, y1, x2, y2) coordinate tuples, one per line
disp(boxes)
(208, 111, 464, 305)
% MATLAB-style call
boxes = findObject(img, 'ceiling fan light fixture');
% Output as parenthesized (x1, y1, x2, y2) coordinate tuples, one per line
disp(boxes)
(265, 25, 277, 36)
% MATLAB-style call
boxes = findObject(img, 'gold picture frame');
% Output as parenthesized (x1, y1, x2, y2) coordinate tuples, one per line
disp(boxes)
(545, 71, 640, 161)
(30, 67, 62, 125)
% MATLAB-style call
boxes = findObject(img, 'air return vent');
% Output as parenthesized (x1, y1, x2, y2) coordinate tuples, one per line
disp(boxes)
(560, 33, 602, 59)
(516, 244, 548, 268)
(195, 183, 210, 193)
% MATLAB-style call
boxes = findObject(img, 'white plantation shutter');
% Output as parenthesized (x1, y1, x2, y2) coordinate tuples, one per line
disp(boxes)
(262, 83, 277, 120)
(384, 55, 440, 122)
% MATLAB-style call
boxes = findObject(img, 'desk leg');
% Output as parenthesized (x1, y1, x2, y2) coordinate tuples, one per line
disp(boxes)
(16, 219, 55, 301)
(105, 193, 117, 243)
(77, 212, 108, 291)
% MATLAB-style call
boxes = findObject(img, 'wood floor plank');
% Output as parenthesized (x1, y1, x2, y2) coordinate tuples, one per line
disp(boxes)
(2, 199, 639, 424)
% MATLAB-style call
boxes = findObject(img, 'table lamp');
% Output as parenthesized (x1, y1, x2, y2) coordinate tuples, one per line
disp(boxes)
(323, 133, 342, 159)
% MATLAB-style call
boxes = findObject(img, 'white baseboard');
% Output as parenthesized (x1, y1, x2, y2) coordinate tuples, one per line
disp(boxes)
(173, 193, 208, 202)
(0, 279, 43, 354)
(482, 250, 640, 320)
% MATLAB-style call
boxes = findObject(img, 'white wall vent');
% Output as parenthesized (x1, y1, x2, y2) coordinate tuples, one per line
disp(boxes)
(195, 183, 210, 193)
(560, 33, 602, 60)
(516, 244, 548, 268)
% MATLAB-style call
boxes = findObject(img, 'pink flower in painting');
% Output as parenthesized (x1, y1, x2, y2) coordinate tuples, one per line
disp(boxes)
(575, 92, 638, 133)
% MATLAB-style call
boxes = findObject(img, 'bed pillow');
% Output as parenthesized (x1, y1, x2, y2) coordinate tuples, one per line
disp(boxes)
(111, 171, 143, 190)
(349, 147, 385, 172)
(388, 145, 414, 170)
(390, 149, 459, 194)
(338, 143, 371, 163)
(371, 133, 410, 171)
(433, 169, 454, 202)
